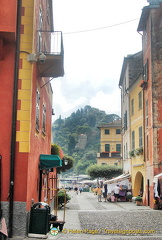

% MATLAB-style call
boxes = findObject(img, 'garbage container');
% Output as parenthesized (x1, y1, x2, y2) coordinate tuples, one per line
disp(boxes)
(29, 202, 51, 235)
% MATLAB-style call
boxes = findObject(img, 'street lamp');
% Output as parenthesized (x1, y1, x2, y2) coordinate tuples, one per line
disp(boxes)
(64, 159, 68, 165)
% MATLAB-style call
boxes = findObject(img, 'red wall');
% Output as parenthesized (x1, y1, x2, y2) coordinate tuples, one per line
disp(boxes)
(0, 0, 17, 34)
(0, 43, 16, 201)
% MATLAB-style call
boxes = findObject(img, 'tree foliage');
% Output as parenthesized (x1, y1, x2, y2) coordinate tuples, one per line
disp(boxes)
(57, 155, 74, 174)
(86, 164, 122, 179)
(52, 105, 121, 175)
(51, 143, 60, 155)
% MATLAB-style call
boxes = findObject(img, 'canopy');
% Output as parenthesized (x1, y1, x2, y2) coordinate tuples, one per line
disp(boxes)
(104, 174, 130, 184)
(153, 173, 162, 184)
(40, 154, 62, 169)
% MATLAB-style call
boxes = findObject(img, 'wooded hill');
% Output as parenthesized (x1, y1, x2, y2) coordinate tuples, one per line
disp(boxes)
(52, 105, 120, 175)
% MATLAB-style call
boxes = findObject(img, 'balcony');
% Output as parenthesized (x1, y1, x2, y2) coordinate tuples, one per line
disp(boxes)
(97, 152, 110, 158)
(97, 151, 121, 158)
(111, 151, 121, 158)
(34, 31, 64, 78)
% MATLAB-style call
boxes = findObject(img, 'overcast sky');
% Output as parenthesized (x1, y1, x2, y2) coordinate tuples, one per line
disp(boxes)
(52, 0, 148, 121)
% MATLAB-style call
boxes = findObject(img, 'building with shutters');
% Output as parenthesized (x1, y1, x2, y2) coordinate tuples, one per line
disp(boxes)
(0, 0, 64, 237)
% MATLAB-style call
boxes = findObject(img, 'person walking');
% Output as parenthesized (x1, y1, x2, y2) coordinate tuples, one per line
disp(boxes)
(103, 184, 108, 202)
(96, 186, 102, 202)
(74, 186, 78, 195)
(114, 184, 120, 202)
(79, 186, 83, 194)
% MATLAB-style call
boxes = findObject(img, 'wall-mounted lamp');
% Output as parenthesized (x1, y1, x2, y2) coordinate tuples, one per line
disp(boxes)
(27, 53, 46, 64)
(64, 159, 68, 165)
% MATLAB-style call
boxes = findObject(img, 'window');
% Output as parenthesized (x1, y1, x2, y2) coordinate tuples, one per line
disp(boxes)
(146, 135, 149, 160)
(124, 145, 125, 159)
(138, 91, 142, 110)
(126, 143, 128, 159)
(46, 0, 50, 25)
(143, 59, 148, 81)
(42, 103, 46, 134)
(116, 129, 121, 134)
(36, 89, 40, 131)
(116, 144, 121, 152)
(38, 7, 43, 52)
(105, 129, 110, 134)
(139, 126, 143, 147)
(124, 111, 127, 131)
(146, 99, 148, 127)
(105, 144, 110, 152)
(132, 131, 135, 150)
(131, 99, 134, 115)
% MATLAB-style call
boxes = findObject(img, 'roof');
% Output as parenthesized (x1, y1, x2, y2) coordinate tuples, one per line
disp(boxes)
(119, 51, 142, 87)
(97, 119, 121, 129)
(137, 6, 150, 32)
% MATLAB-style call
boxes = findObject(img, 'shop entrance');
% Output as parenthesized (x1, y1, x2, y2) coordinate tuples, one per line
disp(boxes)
(134, 172, 144, 197)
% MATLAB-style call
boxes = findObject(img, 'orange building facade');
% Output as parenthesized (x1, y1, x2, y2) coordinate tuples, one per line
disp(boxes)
(137, 1, 162, 208)
(0, 0, 64, 237)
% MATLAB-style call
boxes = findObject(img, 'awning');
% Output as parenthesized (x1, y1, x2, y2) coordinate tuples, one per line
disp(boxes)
(153, 173, 162, 184)
(105, 174, 130, 184)
(40, 154, 62, 169)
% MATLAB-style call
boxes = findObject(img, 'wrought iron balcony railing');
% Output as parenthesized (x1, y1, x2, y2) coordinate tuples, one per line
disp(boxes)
(37, 31, 64, 78)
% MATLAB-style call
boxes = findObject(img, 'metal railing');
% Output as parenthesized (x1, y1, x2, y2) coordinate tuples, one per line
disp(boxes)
(37, 30, 64, 56)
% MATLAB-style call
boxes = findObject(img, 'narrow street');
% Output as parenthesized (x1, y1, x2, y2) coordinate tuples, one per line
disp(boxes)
(47, 191, 162, 240)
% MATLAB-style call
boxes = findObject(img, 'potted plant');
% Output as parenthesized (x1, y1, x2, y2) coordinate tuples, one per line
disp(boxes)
(126, 194, 133, 202)
(135, 196, 143, 206)
(135, 147, 143, 156)
(58, 190, 71, 209)
(129, 150, 135, 157)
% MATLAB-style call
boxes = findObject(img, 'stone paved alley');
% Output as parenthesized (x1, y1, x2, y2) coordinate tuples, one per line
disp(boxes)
(10, 191, 162, 240)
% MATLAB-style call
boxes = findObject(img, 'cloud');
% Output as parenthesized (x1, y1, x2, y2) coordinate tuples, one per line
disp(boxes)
(90, 88, 121, 116)
(52, 0, 147, 121)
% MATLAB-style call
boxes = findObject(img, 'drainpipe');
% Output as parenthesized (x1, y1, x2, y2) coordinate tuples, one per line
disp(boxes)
(8, 0, 22, 237)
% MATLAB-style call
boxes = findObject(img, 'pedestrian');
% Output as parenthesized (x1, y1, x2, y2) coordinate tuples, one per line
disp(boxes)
(96, 186, 102, 202)
(103, 184, 108, 202)
(79, 186, 83, 194)
(114, 184, 120, 202)
(74, 186, 78, 194)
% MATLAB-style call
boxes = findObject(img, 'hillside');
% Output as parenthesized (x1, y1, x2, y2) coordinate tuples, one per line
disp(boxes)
(52, 105, 120, 175)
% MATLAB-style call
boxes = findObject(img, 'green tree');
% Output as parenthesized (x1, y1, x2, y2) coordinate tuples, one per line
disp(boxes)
(86, 164, 122, 179)
(68, 134, 76, 155)
(51, 143, 60, 155)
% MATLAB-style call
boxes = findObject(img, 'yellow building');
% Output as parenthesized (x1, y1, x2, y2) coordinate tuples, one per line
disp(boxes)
(97, 120, 122, 167)
(129, 78, 146, 198)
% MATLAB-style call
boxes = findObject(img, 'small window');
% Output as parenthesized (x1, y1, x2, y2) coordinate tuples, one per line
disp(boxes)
(139, 126, 143, 147)
(132, 131, 135, 150)
(42, 104, 46, 134)
(138, 91, 142, 110)
(143, 59, 148, 82)
(36, 89, 40, 131)
(105, 144, 110, 152)
(105, 129, 110, 134)
(124, 111, 127, 131)
(146, 99, 148, 127)
(116, 129, 121, 134)
(131, 99, 134, 115)
(116, 144, 121, 152)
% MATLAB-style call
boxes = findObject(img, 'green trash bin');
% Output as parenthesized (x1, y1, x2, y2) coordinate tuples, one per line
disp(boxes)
(29, 202, 50, 235)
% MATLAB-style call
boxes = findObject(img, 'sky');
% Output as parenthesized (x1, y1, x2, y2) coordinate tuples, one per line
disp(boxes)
(52, 0, 148, 121)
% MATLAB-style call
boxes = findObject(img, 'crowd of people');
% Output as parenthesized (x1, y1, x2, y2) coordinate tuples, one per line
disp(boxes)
(93, 184, 133, 203)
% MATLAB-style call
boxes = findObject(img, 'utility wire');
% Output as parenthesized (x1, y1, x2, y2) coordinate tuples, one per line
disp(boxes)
(63, 18, 139, 34)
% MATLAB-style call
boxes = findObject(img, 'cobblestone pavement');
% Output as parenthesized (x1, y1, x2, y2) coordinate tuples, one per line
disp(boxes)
(10, 191, 162, 240)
